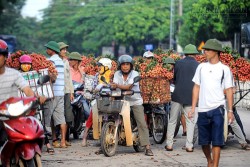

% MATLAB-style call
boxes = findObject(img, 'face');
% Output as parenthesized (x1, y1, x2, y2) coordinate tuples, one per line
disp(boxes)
(46, 48, 53, 56)
(0, 54, 6, 69)
(21, 63, 32, 72)
(121, 62, 131, 73)
(203, 49, 217, 60)
(69, 59, 78, 67)
(60, 48, 67, 57)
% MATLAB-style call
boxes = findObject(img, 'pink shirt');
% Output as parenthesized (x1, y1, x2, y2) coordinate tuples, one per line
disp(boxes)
(70, 67, 82, 83)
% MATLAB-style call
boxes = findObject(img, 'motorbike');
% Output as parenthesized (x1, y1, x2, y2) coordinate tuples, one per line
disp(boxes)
(96, 76, 144, 157)
(144, 104, 167, 144)
(0, 97, 44, 167)
(70, 82, 90, 139)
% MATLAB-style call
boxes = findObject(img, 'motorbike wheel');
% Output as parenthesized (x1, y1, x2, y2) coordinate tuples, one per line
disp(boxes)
(71, 107, 84, 139)
(101, 122, 118, 157)
(152, 114, 167, 144)
(17, 154, 42, 167)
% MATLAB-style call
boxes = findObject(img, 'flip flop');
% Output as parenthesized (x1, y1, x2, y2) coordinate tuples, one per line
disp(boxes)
(47, 148, 55, 154)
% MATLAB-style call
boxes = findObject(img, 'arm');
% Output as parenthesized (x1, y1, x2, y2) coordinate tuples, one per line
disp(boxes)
(225, 87, 234, 123)
(111, 83, 133, 90)
(188, 84, 199, 118)
(22, 86, 35, 97)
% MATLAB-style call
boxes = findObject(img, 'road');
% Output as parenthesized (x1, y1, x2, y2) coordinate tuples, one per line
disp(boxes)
(42, 107, 250, 167)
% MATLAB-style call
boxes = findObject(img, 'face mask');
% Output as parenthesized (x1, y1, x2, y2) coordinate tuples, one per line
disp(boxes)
(21, 64, 32, 72)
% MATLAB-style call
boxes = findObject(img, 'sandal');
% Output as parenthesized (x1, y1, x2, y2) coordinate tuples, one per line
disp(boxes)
(145, 149, 154, 156)
(47, 148, 55, 154)
(95, 148, 103, 155)
(241, 144, 250, 150)
(186, 148, 194, 152)
(165, 145, 173, 151)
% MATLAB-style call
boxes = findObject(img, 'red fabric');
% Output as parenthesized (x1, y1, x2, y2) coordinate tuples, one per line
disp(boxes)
(86, 110, 93, 128)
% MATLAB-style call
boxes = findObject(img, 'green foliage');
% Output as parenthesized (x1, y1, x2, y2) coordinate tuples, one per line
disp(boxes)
(178, 0, 250, 47)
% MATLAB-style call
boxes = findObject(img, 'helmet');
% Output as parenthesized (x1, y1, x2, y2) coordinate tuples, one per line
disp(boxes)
(0, 39, 8, 56)
(98, 58, 112, 69)
(118, 55, 133, 64)
(58, 42, 69, 50)
(69, 52, 82, 61)
(183, 44, 199, 55)
(202, 39, 224, 52)
(143, 51, 154, 58)
(44, 41, 60, 53)
(19, 54, 32, 64)
(163, 57, 175, 64)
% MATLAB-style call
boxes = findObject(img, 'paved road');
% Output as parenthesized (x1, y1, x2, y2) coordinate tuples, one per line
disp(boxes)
(42, 108, 250, 167)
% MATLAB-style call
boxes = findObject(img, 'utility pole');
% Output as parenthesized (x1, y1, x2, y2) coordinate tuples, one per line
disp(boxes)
(169, 0, 174, 49)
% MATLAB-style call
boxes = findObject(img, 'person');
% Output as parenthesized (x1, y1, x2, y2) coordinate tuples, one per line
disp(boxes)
(68, 52, 84, 83)
(110, 54, 154, 156)
(81, 57, 113, 147)
(189, 39, 234, 167)
(0, 39, 46, 148)
(19, 54, 32, 72)
(58, 42, 74, 146)
(165, 44, 199, 152)
(143, 51, 154, 62)
(44, 41, 67, 149)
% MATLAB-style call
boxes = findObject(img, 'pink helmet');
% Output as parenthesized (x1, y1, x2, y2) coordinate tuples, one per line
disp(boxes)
(19, 54, 32, 64)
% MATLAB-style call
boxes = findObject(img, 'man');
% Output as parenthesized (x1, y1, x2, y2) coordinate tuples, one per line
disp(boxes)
(44, 41, 67, 148)
(110, 54, 153, 156)
(0, 39, 46, 148)
(189, 39, 234, 167)
(0, 39, 34, 103)
(58, 42, 74, 146)
(165, 44, 199, 152)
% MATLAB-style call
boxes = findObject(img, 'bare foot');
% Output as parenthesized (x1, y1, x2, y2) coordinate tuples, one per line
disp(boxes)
(81, 139, 87, 147)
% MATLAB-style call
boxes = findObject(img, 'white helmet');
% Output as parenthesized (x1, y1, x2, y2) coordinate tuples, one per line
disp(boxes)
(143, 51, 154, 58)
(98, 58, 112, 69)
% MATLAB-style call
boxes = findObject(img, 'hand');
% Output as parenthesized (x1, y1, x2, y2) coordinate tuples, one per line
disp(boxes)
(70, 93, 74, 101)
(228, 112, 234, 124)
(110, 83, 117, 89)
(188, 110, 194, 119)
(38, 96, 47, 104)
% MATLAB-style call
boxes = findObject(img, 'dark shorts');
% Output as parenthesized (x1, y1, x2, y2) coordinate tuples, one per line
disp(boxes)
(197, 106, 225, 146)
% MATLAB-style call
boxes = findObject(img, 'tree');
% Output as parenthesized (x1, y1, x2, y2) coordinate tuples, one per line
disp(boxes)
(40, 0, 171, 56)
(178, 0, 250, 47)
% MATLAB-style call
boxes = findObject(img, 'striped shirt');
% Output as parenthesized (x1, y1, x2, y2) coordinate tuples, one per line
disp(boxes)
(0, 67, 29, 103)
(49, 54, 65, 96)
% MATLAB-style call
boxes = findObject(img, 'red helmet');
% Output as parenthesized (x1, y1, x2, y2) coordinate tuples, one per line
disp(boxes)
(0, 39, 8, 56)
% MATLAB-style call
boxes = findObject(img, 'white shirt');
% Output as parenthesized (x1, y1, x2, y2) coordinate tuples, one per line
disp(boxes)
(113, 70, 143, 106)
(192, 62, 234, 112)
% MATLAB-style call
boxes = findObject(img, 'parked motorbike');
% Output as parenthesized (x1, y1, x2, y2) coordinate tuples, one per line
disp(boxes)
(144, 104, 167, 144)
(70, 82, 90, 139)
(0, 97, 44, 167)
(97, 76, 144, 157)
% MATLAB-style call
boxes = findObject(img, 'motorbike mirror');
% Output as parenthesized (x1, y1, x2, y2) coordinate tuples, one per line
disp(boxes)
(37, 75, 50, 85)
(100, 76, 108, 85)
(133, 76, 141, 84)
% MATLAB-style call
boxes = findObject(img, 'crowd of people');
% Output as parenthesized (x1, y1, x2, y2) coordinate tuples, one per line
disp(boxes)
(0, 38, 249, 166)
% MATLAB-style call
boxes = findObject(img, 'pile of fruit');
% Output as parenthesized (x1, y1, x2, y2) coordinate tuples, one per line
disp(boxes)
(134, 50, 181, 104)
(194, 51, 250, 81)
(6, 50, 58, 75)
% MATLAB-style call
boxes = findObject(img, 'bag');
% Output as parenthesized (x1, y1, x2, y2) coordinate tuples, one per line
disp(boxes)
(84, 74, 95, 92)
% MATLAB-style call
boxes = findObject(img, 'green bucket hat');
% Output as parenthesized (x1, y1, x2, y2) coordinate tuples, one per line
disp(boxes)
(202, 39, 224, 52)
(69, 52, 82, 61)
(183, 44, 199, 55)
(58, 42, 69, 50)
(163, 57, 175, 64)
(44, 41, 60, 53)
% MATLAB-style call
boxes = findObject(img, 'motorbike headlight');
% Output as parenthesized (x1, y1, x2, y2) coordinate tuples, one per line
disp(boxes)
(122, 90, 134, 96)
(111, 90, 122, 97)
